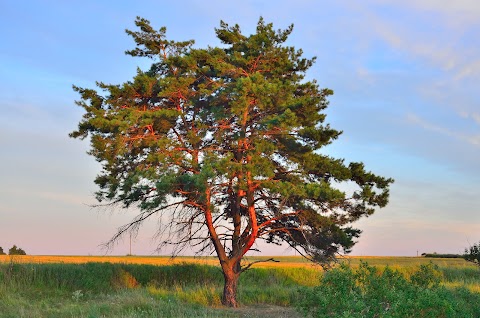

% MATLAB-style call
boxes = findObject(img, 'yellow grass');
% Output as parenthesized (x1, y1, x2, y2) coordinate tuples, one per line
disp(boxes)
(0, 255, 218, 266)
(0, 255, 474, 269)
(0, 255, 317, 269)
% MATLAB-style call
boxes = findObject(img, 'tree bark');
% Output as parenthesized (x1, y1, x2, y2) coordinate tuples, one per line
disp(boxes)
(222, 268, 240, 307)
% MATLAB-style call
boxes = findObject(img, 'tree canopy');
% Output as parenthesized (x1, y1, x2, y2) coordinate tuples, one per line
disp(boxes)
(71, 17, 393, 306)
(465, 242, 480, 267)
(8, 245, 26, 255)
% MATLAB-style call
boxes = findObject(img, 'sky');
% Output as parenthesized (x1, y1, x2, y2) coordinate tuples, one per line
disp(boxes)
(0, 0, 479, 257)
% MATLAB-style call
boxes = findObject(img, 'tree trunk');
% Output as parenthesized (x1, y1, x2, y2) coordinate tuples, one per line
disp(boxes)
(222, 266, 240, 307)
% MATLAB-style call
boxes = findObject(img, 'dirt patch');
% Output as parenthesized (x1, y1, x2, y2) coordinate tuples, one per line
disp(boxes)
(224, 304, 302, 318)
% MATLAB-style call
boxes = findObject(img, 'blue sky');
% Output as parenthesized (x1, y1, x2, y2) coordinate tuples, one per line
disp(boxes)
(1, 0, 479, 256)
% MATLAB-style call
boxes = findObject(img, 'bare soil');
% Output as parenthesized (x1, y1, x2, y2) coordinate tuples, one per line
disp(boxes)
(225, 304, 302, 318)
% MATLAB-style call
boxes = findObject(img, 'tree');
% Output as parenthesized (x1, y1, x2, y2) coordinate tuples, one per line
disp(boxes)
(464, 242, 480, 267)
(71, 17, 393, 307)
(0, 246, 5, 255)
(8, 245, 26, 255)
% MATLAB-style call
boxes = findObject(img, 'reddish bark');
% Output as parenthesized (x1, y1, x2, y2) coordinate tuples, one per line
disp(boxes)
(221, 263, 240, 307)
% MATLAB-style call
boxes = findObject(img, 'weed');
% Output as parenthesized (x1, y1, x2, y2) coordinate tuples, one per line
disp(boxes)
(72, 289, 84, 302)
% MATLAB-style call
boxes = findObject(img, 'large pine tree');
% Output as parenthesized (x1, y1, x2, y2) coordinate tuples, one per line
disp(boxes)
(71, 17, 393, 307)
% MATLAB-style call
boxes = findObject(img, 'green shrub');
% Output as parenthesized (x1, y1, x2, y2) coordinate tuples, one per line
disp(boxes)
(409, 263, 441, 288)
(297, 262, 480, 317)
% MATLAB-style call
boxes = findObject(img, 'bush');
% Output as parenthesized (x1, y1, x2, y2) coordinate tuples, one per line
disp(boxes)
(409, 263, 441, 288)
(464, 242, 480, 267)
(0, 246, 5, 255)
(297, 262, 480, 317)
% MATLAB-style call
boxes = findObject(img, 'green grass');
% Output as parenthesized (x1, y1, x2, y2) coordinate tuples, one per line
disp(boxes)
(0, 287, 241, 318)
(341, 256, 473, 268)
(0, 260, 307, 317)
(0, 256, 478, 317)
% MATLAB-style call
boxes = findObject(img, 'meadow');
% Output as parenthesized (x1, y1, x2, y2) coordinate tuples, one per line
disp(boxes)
(0, 255, 479, 317)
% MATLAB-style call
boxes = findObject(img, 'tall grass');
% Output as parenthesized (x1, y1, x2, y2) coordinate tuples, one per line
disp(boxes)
(0, 260, 311, 317)
(0, 256, 479, 317)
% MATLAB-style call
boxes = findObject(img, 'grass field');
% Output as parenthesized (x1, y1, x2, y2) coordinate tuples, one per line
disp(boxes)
(0, 255, 315, 268)
(0, 254, 473, 268)
(0, 255, 479, 317)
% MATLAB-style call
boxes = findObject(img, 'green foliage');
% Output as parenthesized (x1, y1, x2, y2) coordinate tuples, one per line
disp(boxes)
(409, 263, 442, 288)
(297, 262, 480, 317)
(8, 245, 26, 255)
(0, 247, 5, 255)
(464, 241, 480, 267)
(71, 16, 393, 267)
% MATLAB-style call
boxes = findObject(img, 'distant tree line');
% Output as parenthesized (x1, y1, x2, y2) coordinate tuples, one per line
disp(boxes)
(421, 242, 480, 268)
(0, 245, 27, 255)
(421, 253, 463, 259)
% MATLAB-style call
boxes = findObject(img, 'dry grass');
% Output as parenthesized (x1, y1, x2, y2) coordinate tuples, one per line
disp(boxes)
(0, 255, 318, 268)
(0, 255, 219, 266)
(0, 254, 474, 269)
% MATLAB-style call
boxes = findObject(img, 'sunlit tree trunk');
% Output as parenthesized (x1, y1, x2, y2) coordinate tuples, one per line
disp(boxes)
(221, 260, 241, 307)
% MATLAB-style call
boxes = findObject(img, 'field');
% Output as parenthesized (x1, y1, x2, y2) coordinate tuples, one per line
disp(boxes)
(0, 255, 479, 317)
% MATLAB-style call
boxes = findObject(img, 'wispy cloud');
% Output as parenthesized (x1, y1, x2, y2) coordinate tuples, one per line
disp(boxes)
(346, 1, 480, 81)
(406, 113, 480, 147)
(36, 191, 95, 206)
(454, 60, 480, 81)
(459, 111, 480, 126)
(473, 113, 480, 125)
(399, 0, 480, 24)
(0, 187, 94, 207)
